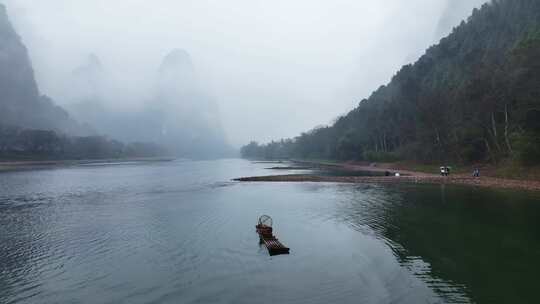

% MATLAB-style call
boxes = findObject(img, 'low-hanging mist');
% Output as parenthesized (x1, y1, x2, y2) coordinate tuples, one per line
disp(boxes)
(3, 0, 487, 148)
(66, 49, 232, 158)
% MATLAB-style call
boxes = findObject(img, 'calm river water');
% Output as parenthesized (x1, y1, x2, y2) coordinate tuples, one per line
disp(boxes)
(1, 159, 539, 304)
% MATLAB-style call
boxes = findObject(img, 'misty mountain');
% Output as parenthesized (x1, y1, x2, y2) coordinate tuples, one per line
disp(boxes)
(150, 49, 230, 157)
(0, 4, 165, 160)
(0, 4, 86, 134)
(242, 0, 540, 165)
(70, 53, 106, 102)
(65, 54, 110, 135)
(67, 49, 232, 159)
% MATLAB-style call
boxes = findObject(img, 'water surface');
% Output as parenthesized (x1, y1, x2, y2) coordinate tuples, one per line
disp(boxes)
(1, 159, 539, 304)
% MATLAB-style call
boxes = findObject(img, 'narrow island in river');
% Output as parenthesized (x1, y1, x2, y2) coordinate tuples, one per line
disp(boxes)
(235, 161, 540, 192)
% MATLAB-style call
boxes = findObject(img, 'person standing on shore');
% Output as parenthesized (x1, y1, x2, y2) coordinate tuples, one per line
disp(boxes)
(441, 166, 450, 176)
(440, 166, 450, 176)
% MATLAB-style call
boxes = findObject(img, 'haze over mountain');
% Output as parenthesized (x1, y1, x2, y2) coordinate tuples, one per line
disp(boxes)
(66, 49, 231, 158)
(0, 4, 85, 134)
(1, 3, 232, 159)
(4, 0, 489, 147)
(152, 49, 229, 157)
(69, 53, 107, 103)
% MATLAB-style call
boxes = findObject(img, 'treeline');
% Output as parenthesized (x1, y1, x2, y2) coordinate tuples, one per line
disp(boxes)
(0, 124, 166, 160)
(242, 0, 540, 165)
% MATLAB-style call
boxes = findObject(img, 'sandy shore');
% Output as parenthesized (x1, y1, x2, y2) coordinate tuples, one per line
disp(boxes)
(0, 157, 176, 173)
(236, 161, 540, 192)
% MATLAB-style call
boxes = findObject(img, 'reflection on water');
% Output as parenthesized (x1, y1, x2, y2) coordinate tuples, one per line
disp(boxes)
(0, 159, 539, 304)
(327, 184, 540, 304)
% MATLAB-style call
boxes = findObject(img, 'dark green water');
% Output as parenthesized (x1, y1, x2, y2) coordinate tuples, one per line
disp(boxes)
(0, 159, 539, 303)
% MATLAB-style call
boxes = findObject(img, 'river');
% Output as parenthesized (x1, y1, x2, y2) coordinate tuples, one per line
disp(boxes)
(1, 159, 539, 304)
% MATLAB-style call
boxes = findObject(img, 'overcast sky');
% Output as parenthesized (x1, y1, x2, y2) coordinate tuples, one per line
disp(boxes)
(4, 0, 487, 146)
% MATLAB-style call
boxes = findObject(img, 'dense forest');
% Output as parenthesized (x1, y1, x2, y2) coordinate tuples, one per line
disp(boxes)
(242, 0, 540, 165)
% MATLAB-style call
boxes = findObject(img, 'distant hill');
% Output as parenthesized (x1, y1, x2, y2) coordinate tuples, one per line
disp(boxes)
(67, 49, 233, 159)
(151, 49, 232, 158)
(242, 0, 540, 165)
(0, 4, 86, 134)
(0, 4, 165, 160)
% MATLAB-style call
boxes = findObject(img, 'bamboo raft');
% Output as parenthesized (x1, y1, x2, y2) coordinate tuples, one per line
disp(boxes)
(256, 215, 290, 256)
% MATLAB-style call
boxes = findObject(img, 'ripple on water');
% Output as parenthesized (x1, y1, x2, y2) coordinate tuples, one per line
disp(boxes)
(5, 160, 535, 304)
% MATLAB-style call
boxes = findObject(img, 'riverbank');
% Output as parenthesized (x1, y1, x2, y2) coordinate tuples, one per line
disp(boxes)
(0, 157, 176, 173)
(235, 174, 540, 191)
(235, 160, 540, 192)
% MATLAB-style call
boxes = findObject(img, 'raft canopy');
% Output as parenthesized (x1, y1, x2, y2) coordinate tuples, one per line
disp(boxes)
(258, 215, 273, 227)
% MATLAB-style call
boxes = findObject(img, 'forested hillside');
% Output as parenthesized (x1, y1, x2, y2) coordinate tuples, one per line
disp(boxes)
(242, 0, 540, 165)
